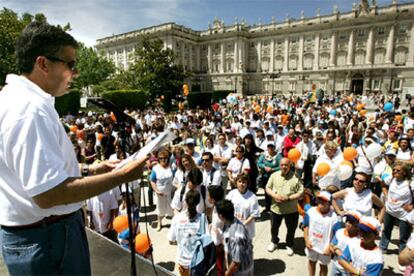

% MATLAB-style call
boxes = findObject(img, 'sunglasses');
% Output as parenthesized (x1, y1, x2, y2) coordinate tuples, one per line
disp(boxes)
(202, 158, 211, 162)
(158, 157, 168, 161)
(236, 150, 244, 153)
(393, 168, 402, 173)
(353, 177, 366, 183)
(46, 56, 77, 72)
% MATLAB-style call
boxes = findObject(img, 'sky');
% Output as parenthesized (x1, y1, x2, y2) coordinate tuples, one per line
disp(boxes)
(1, 0, 404, 47)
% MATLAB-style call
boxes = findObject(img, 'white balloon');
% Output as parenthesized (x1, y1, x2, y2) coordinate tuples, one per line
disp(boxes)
(338, 164, 353, 181)
(365, 143, 382, 159)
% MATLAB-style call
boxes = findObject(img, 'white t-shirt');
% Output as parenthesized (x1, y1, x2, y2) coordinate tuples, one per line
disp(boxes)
(212, 144, 233, 170)
(201, 168, 222, 188)
(168, 212, 209, 268)
(87, 191, 118, 233)
(343, 188, 373, 217)
(211, 207, 224, 246)
(227, 158, 251, 179)
(304, 207, 339, 254)
(150, 164, 173, 193)
(0, 74, 81, 225)
(386, 179, 414, 220)
(226, 189, 260, 239)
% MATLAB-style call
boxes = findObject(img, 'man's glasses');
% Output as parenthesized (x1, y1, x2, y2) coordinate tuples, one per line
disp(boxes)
(353, 177, 366, 183)
(202, 158, 211, 162)
(45, 56, 77, 72)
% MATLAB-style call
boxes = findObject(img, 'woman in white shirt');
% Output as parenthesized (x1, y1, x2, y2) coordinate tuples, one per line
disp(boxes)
(227, 145, 250, 189)
(226, 175, 260, 240)
(150, 150, 174, 231)
(396, 137, 414, 165)
(380, 162, 414, 252)
(172, 154, 198, 190)
(332, 171, 385, 218)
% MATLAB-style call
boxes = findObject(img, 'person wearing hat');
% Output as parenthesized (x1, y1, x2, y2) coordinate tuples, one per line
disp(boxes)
(338, 216, 384, 276)
(303, 191, 339, 276)
(295, 130, 317, 189)
(184, 138, 201, 165)
(330, 210, 362, 276)
(274, 125, 286, 153)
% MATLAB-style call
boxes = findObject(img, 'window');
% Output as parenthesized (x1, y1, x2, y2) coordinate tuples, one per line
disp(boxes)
(304, 54, 313, 70)
(320, 54, 329, 68)
(289, 56, 297, 70)
(399, 24, 407, 34)
(355, 51, 365, 65)
(215, 43, 220, 50)
(339, 32, 347, 40)
(358, 29, 365, 37)
(395, 48, 408, 65)
(289, 81, 296, 91)
(275, 82, 281, 91)
(262, 58, 270, 72)
(337, 52, 346, 66)
(378, 27, 385, 35)
(372, 80, 381, 91)
(274, 56, 283, 70)
(393, 79, 402, 90)
(226, 60, 233, 72)
(374, 50, 385, 64)
(306, 36, 313, 42)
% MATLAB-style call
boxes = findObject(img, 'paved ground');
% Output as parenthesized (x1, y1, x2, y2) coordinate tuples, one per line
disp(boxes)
(138, 186, 403, 276)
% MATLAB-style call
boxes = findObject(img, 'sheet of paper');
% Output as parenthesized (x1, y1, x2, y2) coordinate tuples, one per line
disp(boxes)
(116, 130, 176, 169)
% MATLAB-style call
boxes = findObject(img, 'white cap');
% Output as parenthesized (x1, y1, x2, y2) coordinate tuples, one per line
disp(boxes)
(185, 138, 195, 145)
(316, 191, 332, 202)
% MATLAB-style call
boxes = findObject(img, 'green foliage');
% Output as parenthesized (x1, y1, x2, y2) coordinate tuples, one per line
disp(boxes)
(55, 90, 81, 116)
(187, 92, 212, 109)
(118, 35, 188, 100)
(212, 90, 232, 102)
(191, 84, 201, 92)
(101, 90, 148, 110)
(93, 79, 125, 96)
(73, 43, 116, 90)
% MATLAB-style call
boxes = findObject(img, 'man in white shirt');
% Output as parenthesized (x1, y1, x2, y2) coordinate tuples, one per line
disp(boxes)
(0, 22, 146, 275)
(200, 152, 222, 188)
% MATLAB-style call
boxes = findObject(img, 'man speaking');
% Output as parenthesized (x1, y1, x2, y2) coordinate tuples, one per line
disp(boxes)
(0, 22, 146, 275)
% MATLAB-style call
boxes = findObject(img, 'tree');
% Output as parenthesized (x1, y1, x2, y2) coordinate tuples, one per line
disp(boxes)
(0, 8, 47, 85)
(122, 35, 189, 99)
(73, 43, 116, 94)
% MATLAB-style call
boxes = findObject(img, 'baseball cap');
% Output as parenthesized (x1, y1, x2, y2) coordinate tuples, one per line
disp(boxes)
(316, 191, 332, 203)
(358, 216, 381, 234)
(185, 138, 195, 145)
(265, 131, 274, 136)
(385, 148, 397, 156)
(344, 210, 362, 223)
(267, 141, 275, 147)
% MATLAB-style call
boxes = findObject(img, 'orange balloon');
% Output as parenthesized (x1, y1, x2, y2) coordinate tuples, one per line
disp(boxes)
(110, 112, 117, 122)
(255, 105, 261, 113)
(360, 109, 367, 116)
(341, 160, 353, 167)
(266, 105, 273, 113)
(356, 104, 363, 111)
(69, 125, 78, 133)
(135, 233, 151, 254)
(395, 115, 402, 122)
(288, 148, 301, 163)
(113, 215, 129, 233)
(317, 162, 330, 176)
(343, 147, 358, 161)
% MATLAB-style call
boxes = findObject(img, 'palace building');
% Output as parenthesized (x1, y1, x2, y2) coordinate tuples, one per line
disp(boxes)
(95, 0, 414, 96)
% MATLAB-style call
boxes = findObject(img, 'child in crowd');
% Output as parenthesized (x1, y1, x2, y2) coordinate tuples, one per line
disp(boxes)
(330, 210, 362, 276)
(226, 175, 260, 240)
(304, 191, 339, 276)
(216, 200, 254, 276)
(208, 185, 225, 276)
(338, 216, 384, 276)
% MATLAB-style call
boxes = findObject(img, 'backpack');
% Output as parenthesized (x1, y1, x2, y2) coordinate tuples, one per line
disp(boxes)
(189, 214, 216, 276)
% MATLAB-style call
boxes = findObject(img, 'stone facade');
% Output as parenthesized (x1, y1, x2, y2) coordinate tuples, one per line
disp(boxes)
(96, 1, 414, 97)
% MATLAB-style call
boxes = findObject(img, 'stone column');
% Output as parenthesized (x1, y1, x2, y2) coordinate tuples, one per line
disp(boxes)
(208, 44, 212, 73)
(386, 25, 395, 64)
(329, 32, 337, 66)
(298, 35, 304, 71)
(283, 37, 289, 72)
(220, 43, 225, 73)
(407, 24, 414, 66)
(347, 30, 355, 65)
(257, 40, 262, 72)
(189, 44, 193, 71)
(270, 39, 275, 72)
(366, 28, 374, 64)
(234, 40, 239, 73)
(123, 48, 127, 70)
(181, 42, 185, 71)
(314, 34, 320, 70)
(196, 45, 200, 72)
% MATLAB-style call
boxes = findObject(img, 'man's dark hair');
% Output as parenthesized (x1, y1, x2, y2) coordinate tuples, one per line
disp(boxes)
(188, 168, 203, 186)
(202, 151, 213, 160)
(207, 185, 224, 202)
(216, 200, 234, 221)
(15, 21, 78, 74)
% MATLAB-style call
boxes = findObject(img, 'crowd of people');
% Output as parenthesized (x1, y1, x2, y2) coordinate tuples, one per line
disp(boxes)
(64, 92, 414, 276)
